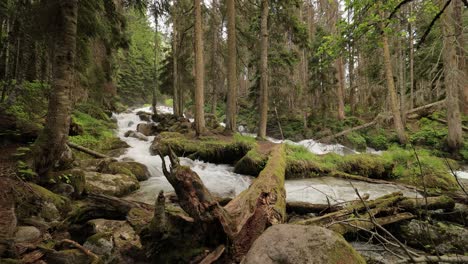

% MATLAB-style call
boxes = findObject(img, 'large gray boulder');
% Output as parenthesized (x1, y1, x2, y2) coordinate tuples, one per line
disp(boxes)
(14, 226, 41, 243)
(84, 171, 139, 197)
(242, 224, 365, 264)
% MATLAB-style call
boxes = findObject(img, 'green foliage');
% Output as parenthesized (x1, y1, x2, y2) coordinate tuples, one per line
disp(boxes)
(344, 132, 367, 151)
(69, 110, 116, 151)
(17, 160, 37, 180)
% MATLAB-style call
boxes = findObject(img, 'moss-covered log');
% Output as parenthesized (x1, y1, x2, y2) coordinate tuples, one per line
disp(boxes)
(151, 132, 255, 164)
(224, 144, 287, 259)
(397, 195, 455, 212)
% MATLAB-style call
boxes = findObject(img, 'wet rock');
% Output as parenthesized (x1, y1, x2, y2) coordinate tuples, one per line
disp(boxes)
(45, 249, 90, 264)
(84, 171, 139, 197)
(124, 130, 148, 141)
(14, 226, 41, 243)
(39, 201, 61, 222)
(136, 123, 158, 136)
(83, 233, 114, 259)
(137, 111, 152, 122)
(97, 160, 150, 181)
(56, 145, 75, 171)
(51, 169, 86, 197)
(400, 219, 468, 254)
(243, 224, 365, 264)
(84, 219, 143, 263)
(28, 183, 71, 214)
(127, 121, 134, 127)
(51, 183, 75, 197)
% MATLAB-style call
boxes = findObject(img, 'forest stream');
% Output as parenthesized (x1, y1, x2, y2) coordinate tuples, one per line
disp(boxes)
(119, 106, 423, 205)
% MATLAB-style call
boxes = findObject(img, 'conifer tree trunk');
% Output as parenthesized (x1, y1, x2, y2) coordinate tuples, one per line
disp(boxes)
(336, 57, 345, 120)
(152, 15, 159, 117)
(381, 14, 407, 144)
(210, 0, 219, 115)
(257, 0, 269, 139)
(453, 0, 467, 115)
(408, 2, 414, 110)
(225, 0, 237, 132)
(194, 0, 205, 135)
(31, 0, 78, 176)
(172, 17, 181, 117)
(442, 1, 463, 150)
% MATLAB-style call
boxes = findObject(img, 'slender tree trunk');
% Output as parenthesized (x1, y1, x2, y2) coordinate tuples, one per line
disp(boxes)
(381, 15, 407, 144)
(336, 57, 345, 120)
(442, 1, 463, 150)
(172, 16, 181, 117)
(408, 2, 414, 110)
(225, 0, 237, 132)
(398, 29, 406, 125)
(31, 0, 78, 176)
(210, 0, 219, 115)
(453, 0, 467, 115)
(257, 0, 269, 139)
(152, 15, 159, 117)
(194, 0, 205, 135)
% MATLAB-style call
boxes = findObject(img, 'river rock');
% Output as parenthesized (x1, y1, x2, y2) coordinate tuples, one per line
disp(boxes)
(51, 169, 86, 198)
(124, 130, 148, 141)
(45, 249, 90, 264)
(14, 226, 41, 243)
(137, 111, 152, 122)
(98, 160, 150, 181)
(84, 171, 139, 197)
(84, 219, 143, 263)
(400, 219, 468, 254)
(137, 123, 158, 136)
(243, 224, 365, 264)
(39, 201, 61, 222)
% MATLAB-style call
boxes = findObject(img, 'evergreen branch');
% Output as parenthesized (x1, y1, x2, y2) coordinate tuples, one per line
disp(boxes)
(417, 0, 452, 49)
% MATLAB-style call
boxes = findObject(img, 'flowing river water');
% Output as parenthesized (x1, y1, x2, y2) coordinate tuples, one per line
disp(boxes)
(116, 106, 467, 205)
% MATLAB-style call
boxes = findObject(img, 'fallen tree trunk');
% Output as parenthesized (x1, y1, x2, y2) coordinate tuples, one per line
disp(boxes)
(224, 144, 287, 259)
(427, 117, 468, 131)
(328, 212, 415, 235)
(320, 100, 446, 142)
(67, 141, 109, 159)
(156, 144, 287, 261)
(286, 201, 341, 215)
(397, 195, 455, 212)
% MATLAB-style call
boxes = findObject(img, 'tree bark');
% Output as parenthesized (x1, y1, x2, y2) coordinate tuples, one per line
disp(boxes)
(172, 13, 181, 117)
(453, 0, 467, 115)
(194, 0, 205, 136)
(31, 0, 78, 176)
(257, 0, 269, 139)
(336, 57, 346, 120)
(441, 1, 463, 150)
(210, 0, 220, 115)
(152, 8, 159, 117)
(381, 13, 407, 144)
(225, 0, 237, 133)
(408, 2, 415, 110)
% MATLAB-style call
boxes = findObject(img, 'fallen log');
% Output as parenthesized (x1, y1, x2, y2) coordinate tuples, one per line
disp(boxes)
(199, 245, 225, 264)
(67, 142, 109, 159)
(397, 255, 468, 264)
(156, 144, 287, 261)
(224, 144, 287, 259)
(397, 195, 455, 212)
(286, 201, 341, 215)
(428, 117, 468, 131)
(319, 100, 446, 142)
(328, 212, 415, 235)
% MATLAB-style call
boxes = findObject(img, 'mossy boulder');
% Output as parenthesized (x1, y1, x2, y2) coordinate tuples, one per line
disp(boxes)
(51, 169, 87, 197)
(105, 162, 150, 181)
(28, 183, 71, 215)
(44, 249, 91, 264)
(84, 171, 139, 197)
(243, 224, 366, 264)
(400, 219, 468, 254)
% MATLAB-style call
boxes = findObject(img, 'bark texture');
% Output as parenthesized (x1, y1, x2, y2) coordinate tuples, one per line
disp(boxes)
(225, 0, 237, 132)
(257, 0, 269, 139)
(31, 0, 78, 176)
(194, 0, 205, 136)
(442, 1, 463, 150)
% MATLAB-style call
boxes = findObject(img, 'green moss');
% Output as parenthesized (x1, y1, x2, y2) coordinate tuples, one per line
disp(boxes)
(155, 132, 254, 164)
(234, 148, 268, 176)
(343, 132, 367, 151)
(337, 154, 394, 180)
(29, 183, 71, 211)
(328, 237, 366, 264)
(381, 146, 459, 191)
(107, 162, 149, 181)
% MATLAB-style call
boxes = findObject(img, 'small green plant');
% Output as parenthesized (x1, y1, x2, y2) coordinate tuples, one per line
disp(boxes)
(50, 173, 72, 184)
(17, 160, 37, 180)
